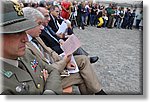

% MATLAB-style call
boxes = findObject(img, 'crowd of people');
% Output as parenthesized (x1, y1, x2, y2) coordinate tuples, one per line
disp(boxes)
(0, 0, 107, 95)
(16, 0, 143, 31)
(70, 1, 143, 30)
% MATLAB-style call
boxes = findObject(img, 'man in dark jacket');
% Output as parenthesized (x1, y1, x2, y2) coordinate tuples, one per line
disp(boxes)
(42, 5, 99, 63)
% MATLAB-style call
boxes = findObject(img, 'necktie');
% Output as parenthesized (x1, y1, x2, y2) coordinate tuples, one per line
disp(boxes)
(54, 19, 59, 30)
(32, 38, 39, 47)
(32, 38, 44, 55)
(32, 38, 51, 64)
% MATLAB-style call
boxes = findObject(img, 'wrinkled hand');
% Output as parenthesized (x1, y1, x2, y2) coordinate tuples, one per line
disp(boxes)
(59, 39, 65, 45)
(66, 62, 76, 70)
(57, 33, 65, 39)
(41, 69, 49, 81)
(64, 54, 72, 63)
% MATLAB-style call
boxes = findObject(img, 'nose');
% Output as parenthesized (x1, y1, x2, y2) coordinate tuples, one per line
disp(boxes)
(47, 17, 50, 21)
(40, 25, 44, 30)
(22, 32, 28, 42)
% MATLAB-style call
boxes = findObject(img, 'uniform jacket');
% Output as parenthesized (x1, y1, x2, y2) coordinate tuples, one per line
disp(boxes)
(1, 50, 62, 95)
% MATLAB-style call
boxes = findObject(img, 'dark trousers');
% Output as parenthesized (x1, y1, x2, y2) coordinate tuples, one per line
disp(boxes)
(90, 15, 96, 26)
(136, 19, 141, 29)
(107, 16, 114, 28)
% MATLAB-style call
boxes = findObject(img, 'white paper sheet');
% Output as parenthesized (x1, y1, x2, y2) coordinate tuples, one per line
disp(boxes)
(61, 34, 81, 55)
(56, 21, 68, 35)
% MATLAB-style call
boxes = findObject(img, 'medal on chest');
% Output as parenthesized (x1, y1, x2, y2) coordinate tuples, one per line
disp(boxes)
(30, 59, 38, 72)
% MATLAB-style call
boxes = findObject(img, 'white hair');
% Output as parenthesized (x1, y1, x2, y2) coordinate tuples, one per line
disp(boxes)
(23, 7, 44, 21)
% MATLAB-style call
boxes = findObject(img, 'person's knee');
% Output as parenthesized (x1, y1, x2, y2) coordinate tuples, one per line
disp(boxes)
(77, 55, 89, 64)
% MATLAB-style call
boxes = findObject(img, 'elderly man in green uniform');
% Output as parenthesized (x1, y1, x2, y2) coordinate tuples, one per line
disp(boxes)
(0, 0, 62, 95)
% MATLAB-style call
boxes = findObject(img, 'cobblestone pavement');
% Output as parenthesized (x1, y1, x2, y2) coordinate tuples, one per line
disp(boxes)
(73, 26, 143, 95)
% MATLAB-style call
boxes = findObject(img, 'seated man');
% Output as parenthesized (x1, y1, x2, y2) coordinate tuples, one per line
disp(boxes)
(23, 7, 106, 95)
(0, 0, 62, 95)
(41, 5, 99, 63)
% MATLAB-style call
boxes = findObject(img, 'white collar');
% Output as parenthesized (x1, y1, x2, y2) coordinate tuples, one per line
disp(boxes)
(27, 34, 33, 42)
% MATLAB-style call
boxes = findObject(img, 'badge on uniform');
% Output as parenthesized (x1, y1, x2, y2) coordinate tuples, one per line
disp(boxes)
(0, 69, 13, 78)
(16, 83, 29, 94)
(11, 0, 24, 16)
(4, 71, 13, 78)
(30, 59, 38, 72)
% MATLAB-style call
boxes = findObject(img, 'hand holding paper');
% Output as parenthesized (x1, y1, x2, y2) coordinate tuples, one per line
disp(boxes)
(66, 61, 76, 70)
(61, 34, 81, 55)
(59, 53, 79, 74)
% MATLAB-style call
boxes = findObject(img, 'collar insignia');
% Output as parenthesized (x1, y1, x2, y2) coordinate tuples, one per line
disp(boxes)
(1, 70, 13, 78)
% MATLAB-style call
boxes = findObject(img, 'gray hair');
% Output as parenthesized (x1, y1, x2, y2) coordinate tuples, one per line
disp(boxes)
(23, 7, 44, 21)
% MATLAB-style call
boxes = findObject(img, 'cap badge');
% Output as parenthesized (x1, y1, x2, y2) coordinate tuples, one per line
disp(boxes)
(11, 0, 24, 16)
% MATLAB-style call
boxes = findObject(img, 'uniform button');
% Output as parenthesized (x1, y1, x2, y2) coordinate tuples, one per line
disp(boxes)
(37, 84, 41, 89)
(16, 86, 22, 92)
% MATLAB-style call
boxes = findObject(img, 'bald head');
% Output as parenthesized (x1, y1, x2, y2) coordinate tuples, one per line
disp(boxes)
(37, 7, 49, 15)
(36, 7, 50, 26)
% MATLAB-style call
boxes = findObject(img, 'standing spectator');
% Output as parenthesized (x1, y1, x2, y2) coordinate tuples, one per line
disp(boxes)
(60, 0, 71, 19)
(116, 7, 124, 29)
(112, 6, 118, 28)
(135, 10, 143, 29)
(114, 7, 119, 27)
(87, 3, 92, 26)
(127, 9, 136, 30)
(81, 2, 87, 26)
(69, 1, 77, 27)
(90, 3, 98, 26)
(106, 4, 115, 28)
(121, 8, 131, 29)
(77, 2, 85, 29)
(84, 1, 90, 26)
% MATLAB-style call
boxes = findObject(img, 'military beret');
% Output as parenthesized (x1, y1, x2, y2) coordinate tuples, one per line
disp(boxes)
(0, 0, 38, 34)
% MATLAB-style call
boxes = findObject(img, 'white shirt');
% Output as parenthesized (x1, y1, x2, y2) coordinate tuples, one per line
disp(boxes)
(27, 34, 42, 54)
(27, 34, 51, 65)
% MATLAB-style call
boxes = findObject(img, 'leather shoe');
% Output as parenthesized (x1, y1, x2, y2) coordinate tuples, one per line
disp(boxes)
(95, 89, 107, 95)
(89, 56, 99, 63)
